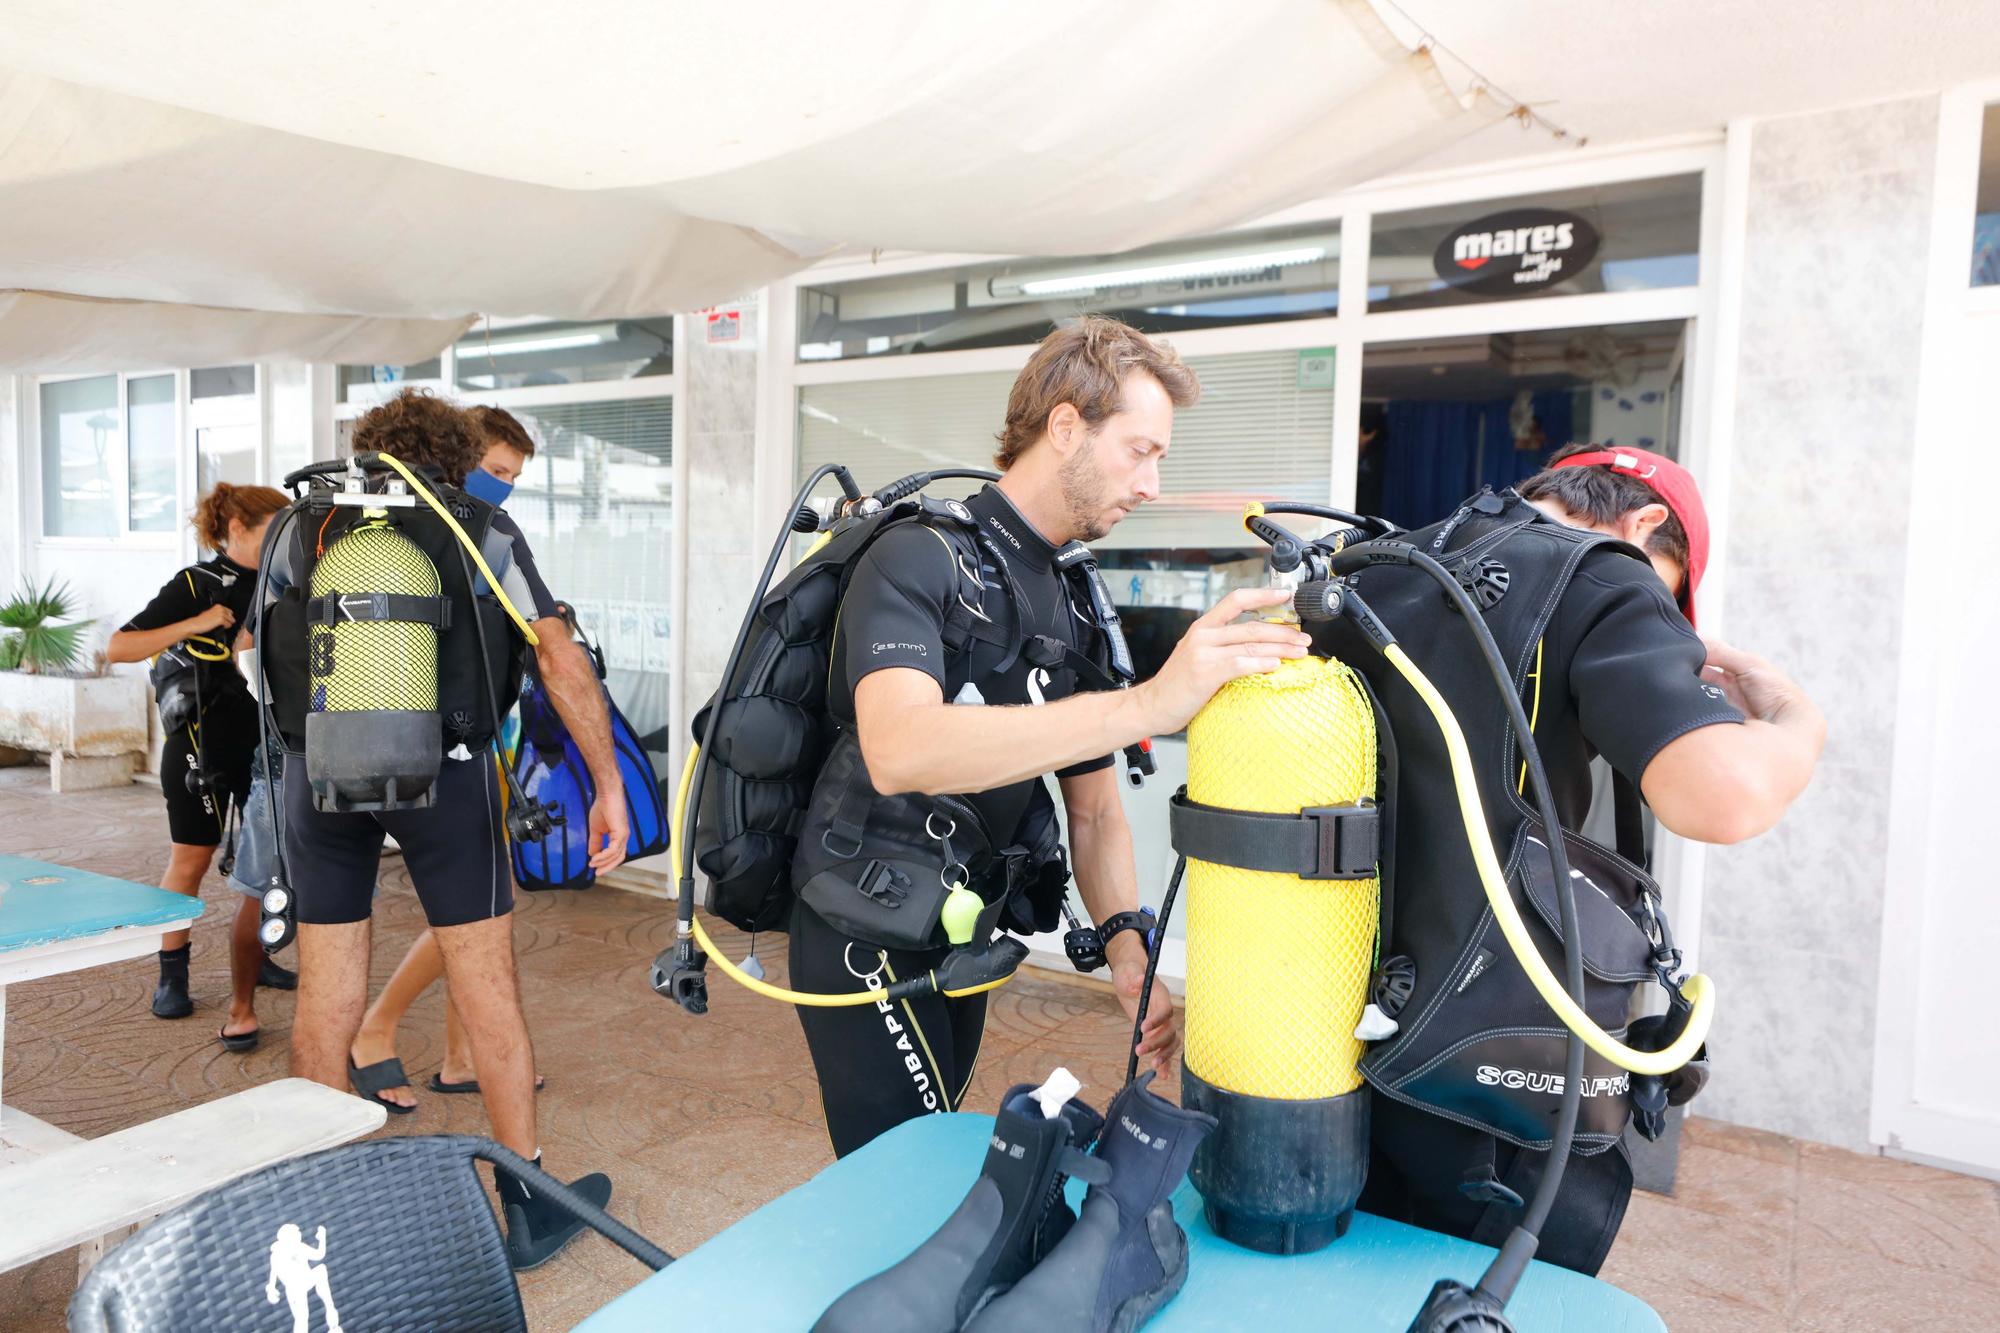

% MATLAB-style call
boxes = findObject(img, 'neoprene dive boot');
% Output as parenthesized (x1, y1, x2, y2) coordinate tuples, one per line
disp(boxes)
(965, 1073, 1216, 1333)
(151, 945, 193, 1019)
(495, 1158, 614, 1271)
(815, 1076, 1106, 1333)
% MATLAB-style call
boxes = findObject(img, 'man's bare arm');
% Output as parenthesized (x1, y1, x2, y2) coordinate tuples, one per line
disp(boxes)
(1061, 765, 1179, 1075)
(1642, 637, 1824, 844)
(856, 587, 1309, 796)
(530, 618, 628, 869)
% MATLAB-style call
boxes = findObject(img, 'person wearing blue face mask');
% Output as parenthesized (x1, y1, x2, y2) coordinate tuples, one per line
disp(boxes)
(346, 405, 553, 1113)
(458, 404, 532, 507)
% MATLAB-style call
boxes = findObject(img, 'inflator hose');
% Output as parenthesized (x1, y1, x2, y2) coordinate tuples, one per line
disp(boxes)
(1379, 643, 1714, 1076)
(667, 745, 1015, 1007)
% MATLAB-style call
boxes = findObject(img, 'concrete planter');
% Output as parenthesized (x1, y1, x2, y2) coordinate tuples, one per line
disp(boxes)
(0, 672, 149, 790)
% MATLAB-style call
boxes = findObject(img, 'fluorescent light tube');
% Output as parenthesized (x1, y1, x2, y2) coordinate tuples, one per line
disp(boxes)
(997, 246, 1329, 298)
(458, 325, 620, 358)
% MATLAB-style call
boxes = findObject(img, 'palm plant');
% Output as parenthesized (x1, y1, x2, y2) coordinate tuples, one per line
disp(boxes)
(0, 578, 93, 674)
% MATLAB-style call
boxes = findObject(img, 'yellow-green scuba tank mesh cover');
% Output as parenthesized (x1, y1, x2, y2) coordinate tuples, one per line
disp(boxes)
(1184, 654, 1378, 1100)
(308, 520, 441, 714)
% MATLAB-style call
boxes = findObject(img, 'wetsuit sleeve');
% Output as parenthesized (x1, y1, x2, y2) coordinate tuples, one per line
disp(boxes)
(1564, 552, 1745, 783)
(838, 525, 960, 694)
(488, 513, 561, 621)
(121, 569, 204, 632)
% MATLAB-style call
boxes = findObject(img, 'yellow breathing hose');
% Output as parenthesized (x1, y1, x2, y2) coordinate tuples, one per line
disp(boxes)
(670, 745, 1015, 1007)
(375, 452, 539, 647)
(1383, 642, 1714, 1076)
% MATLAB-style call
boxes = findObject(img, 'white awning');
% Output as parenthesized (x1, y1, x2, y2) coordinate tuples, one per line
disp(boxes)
(0, 0, 1499, 370)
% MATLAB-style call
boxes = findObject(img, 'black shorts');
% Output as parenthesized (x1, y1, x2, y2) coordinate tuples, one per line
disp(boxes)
(159, 691, 257, 847)
(281, 751, 512, 929)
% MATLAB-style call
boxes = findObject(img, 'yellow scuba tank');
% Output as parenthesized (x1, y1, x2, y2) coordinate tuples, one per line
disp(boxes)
(305, 515, 445, 811)
(1176, 651, 1381, 1255)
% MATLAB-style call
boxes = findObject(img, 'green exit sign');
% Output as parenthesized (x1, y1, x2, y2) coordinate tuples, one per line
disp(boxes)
(1297, 348, 1336, 389)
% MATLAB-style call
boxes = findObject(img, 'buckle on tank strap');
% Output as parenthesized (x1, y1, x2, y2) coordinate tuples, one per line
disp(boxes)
(1305, 805, 1379, 879)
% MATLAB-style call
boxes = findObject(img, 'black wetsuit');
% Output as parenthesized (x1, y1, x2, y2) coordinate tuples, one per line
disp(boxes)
(124, 556, 260, 846)
(791, 485, 1111, 1157)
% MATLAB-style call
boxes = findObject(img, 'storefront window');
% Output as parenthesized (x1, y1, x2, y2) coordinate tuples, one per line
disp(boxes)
(336, 358, 442, 405)
(500, 397, 675, 776)
(39, 376, 119, 537)
(126, 375, 178, 533)
(1368, 175, 1701, 313)
(454, 318, 674, 391)
(1356, 319, 1687, 531)
(1973, 103, 2000, 286)
(797, 222, 1340, 362)
(192, 366, 260, 492)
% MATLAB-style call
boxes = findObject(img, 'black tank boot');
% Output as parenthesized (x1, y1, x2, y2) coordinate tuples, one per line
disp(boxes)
(965, 1073, 1216, 1333)
(151, 945, 193, 1019)
(494, 1156, 613, 1271)
(257, 956, 298, 990)
(815, 1080, 1106, 1332)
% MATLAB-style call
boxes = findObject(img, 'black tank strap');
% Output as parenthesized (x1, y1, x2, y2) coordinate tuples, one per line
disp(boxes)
(1612, 771, 1648, 871)
(1168, 789, 1379, 881)
(306, 592, 452, 628)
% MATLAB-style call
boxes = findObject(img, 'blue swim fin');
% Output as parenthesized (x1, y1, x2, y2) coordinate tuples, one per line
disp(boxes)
(508, 615, 670, 891)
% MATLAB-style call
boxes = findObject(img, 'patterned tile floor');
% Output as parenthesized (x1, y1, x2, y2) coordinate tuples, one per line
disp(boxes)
(3, 767, 1996, 1330)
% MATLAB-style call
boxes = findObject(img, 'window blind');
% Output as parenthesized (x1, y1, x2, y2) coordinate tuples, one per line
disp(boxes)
(797, 349, 1334, 549)
(506, 396, 675, 760)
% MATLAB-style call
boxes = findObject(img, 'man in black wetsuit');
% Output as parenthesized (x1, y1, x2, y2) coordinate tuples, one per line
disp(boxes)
(792, 316, 1311, 1156)
(1344, 443, 1824, 1273)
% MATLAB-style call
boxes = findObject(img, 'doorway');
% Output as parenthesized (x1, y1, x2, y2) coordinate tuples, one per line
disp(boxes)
(1357, 319, 1689, 531)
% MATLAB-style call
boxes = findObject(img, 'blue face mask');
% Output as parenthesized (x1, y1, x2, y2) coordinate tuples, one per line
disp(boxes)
(462, 467, 513, 507)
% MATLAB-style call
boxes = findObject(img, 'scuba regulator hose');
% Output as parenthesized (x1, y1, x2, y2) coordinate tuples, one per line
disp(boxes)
(653, 463, 1026, 1014)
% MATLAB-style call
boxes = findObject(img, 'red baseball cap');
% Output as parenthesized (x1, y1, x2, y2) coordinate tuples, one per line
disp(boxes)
(1550, 447, 1708, 627)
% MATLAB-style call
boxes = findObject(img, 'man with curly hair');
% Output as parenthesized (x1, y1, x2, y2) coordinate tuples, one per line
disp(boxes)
(262, 390, 629, 1269)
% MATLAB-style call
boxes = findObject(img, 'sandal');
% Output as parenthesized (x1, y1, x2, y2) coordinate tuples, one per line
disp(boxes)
(428, 1073, 546, 1095)
(349, 1056, 418, 1115)
(218, 1025, 260, 1053)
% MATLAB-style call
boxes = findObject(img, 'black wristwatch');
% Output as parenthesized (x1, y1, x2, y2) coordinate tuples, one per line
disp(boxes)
(1097, 907, 1157, 957)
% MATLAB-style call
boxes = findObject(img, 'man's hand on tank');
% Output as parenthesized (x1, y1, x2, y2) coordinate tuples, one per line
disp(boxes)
(587, 790, 629, 873)
(1136, 588, 1309, 734)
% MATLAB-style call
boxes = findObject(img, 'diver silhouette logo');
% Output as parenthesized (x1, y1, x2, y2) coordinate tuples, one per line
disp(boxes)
(265, 1223, 342, 1333)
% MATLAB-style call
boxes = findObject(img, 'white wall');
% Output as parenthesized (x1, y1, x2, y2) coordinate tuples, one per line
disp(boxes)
(1697, 95, 1943, 1152)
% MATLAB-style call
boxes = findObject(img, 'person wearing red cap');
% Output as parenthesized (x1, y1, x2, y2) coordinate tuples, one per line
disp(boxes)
(1329, 440, 1823, 1276)
(1519, 442, 1823, 846)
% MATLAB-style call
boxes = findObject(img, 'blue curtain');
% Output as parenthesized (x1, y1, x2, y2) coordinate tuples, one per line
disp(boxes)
(1375, 391, 1575, 531)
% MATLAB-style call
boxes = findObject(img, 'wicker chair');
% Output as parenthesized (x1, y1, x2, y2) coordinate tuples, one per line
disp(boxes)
(68, 1135, 671, 1332)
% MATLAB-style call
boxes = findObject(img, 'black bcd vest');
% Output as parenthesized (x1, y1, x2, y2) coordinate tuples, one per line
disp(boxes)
(1317, 489, 1692, 1155)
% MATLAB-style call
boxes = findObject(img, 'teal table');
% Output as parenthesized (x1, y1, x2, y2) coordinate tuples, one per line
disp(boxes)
(577, 1112, 1664, 1332)
(0, 854, 204, 1110)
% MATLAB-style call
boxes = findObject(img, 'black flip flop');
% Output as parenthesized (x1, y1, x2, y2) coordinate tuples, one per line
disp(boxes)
(428, 1073, 546, 1095)
(349, 1056, 418, 1115)
(219, 1026, 260, 1053)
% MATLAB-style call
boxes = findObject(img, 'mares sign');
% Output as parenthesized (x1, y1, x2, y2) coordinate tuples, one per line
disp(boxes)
(1433, 208, 1599, 296)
